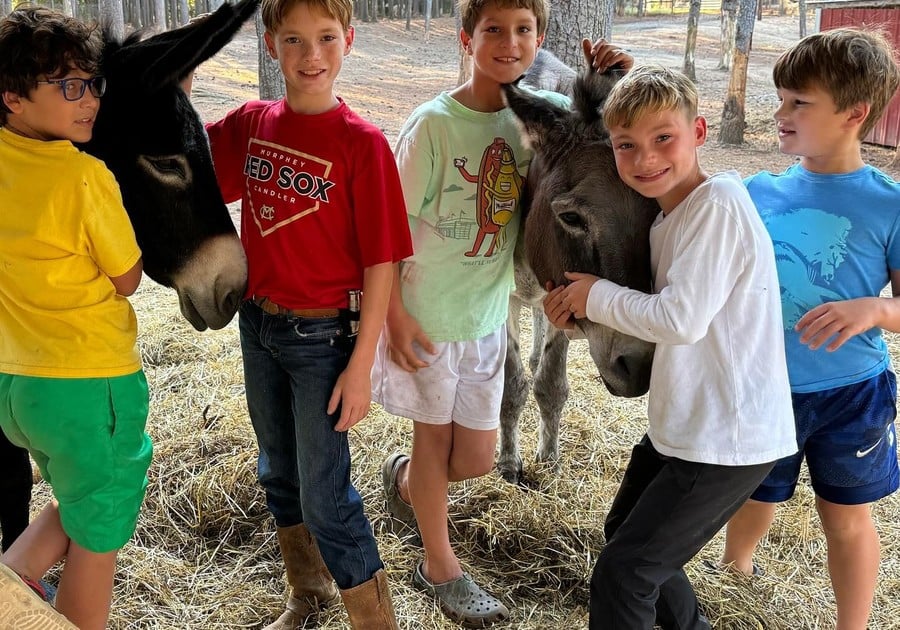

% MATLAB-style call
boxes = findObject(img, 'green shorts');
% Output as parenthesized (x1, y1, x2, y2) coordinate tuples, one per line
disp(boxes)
(0, 371, 152, 553)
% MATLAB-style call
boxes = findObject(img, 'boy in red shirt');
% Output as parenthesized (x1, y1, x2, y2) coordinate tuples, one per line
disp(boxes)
(201, 0, 412, 627)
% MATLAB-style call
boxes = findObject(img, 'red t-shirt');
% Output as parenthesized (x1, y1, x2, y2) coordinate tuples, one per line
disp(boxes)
(206, 99, 412, 309)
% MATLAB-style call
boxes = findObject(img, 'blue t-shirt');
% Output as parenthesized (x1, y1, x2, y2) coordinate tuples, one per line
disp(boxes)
(745, 163, 900, 393)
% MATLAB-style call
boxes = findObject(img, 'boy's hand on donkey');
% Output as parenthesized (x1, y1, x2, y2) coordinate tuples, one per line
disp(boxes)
(543, 272, 599, 329)
(543, 283, 576, 330)
(583, 38, 634, 74)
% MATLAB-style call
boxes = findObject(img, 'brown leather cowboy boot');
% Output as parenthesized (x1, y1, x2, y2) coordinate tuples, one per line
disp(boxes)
(263, 524, 340, 630)
(339, 569, 399, 630)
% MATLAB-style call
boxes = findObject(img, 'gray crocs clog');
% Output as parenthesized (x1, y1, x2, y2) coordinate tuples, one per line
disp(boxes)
(412, 562, 510, 628)
(381, 453, 422, 546)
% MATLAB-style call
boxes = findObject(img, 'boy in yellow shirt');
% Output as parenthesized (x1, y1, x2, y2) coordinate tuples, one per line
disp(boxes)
(0, 7, 150, 630)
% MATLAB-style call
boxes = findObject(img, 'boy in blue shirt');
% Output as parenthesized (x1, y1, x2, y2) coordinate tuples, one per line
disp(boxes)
(720, 28, 900, 630)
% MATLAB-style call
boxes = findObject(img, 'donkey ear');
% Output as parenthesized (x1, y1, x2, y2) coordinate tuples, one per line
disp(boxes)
(572, 68, 625, 129)
(501, 82, 571, 151)
(124, 0, 260, 91)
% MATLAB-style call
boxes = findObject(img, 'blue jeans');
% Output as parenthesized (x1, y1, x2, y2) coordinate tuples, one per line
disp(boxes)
(239, 301, 383, 589)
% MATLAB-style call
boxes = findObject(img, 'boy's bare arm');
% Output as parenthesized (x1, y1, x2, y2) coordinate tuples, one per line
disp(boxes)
(795, 269, 900, 351)
(328, 261, 393, 431)
(383, 263, 435, 372)
(110, 258, 143, 296)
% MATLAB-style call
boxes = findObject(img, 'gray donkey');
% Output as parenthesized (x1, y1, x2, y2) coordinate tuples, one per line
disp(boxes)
(498, 62, 659, 484)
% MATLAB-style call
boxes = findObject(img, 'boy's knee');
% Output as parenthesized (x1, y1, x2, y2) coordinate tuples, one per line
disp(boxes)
(591, 546, 635, 593)
(448, 452, 494, 481)
(816, 499, 875, 541)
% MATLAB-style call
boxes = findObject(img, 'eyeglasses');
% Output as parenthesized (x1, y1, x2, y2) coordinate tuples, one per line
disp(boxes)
(36, 76, 107, 101)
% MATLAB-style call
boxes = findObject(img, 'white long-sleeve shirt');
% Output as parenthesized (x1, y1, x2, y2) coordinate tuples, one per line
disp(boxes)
(586, 172, 796, 466)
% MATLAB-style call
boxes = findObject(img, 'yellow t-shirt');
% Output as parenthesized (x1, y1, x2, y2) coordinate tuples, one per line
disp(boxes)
(0, 128, 142, 377)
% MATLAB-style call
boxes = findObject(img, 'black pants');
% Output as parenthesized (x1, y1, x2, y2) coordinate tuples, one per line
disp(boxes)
(589, 435, 774, 630)
(0, 427, 32, 552)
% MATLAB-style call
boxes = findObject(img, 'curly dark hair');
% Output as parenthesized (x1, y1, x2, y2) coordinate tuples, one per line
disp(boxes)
(0, 4, 102, 123)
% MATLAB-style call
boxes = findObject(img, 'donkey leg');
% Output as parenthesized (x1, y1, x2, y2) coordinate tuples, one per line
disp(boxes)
(533, 325, 569, 468)
(528, 306, 545, 375)
(498, 299, 528, 484)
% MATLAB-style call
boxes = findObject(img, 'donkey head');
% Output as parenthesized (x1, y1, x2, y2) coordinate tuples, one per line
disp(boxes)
(84, 0, 258, 330)
(503, 67, 658, 397)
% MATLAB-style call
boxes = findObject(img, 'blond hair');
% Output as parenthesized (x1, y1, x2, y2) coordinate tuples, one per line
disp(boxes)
(261, 0, 352, 31)
(603, 64, 698, 129)
(457, 0, 549, 37)
(773, 28, 900, 138)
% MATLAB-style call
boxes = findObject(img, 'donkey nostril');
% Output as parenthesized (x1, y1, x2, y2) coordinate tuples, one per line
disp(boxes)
(614, 354, 633, 377)
(219, 287, 243, 317)
(615, 353, 648, 379)
(615, 352, 653, 393)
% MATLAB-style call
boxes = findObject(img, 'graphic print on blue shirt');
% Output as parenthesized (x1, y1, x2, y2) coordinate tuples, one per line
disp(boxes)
(746, 164, 900, 392)
(763, 208, 849, 328)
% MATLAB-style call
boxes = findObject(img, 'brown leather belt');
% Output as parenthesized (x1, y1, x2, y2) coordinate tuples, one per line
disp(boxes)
(252, 296, 340, 318)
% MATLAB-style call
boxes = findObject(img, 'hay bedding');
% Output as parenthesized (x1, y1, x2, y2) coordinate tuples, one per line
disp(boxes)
(27, 278, 900, 628)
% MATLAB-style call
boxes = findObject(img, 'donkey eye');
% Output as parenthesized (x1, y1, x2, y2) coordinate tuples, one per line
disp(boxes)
(137, 154, 192, 188)
(146, 157, 186, 178)
(559, 211, 587, 230)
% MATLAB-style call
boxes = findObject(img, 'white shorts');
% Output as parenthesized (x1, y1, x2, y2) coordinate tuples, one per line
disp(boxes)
(372, 325, 507, 431)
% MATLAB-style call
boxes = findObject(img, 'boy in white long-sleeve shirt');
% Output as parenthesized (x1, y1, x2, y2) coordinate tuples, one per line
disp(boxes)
(543, 65, 797, 630)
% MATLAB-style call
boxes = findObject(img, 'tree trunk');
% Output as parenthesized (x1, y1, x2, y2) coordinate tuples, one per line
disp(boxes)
(798, 0, 806, 37)
(544, 0, 613, 69)
(167, 0, 177, 27)
(149, 0, 165, 31)
(683, 0, 701, 81)
(425, 0, 431, 39)
(405, 0, 411, 30)
(99, 0, 126, 40)
(127, 0, 142, 30)
(256, 9, 285, 101)
(718, 0, 737, 70)
(719, 0, 757, 144)
(177, 0, 189, 24)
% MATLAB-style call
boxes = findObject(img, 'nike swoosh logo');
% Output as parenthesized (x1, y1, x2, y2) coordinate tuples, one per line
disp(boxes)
(856, 437, 884, 458)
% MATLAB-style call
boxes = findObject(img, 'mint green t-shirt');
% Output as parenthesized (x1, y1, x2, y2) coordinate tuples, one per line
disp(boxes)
(395, 89, 570, 342)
